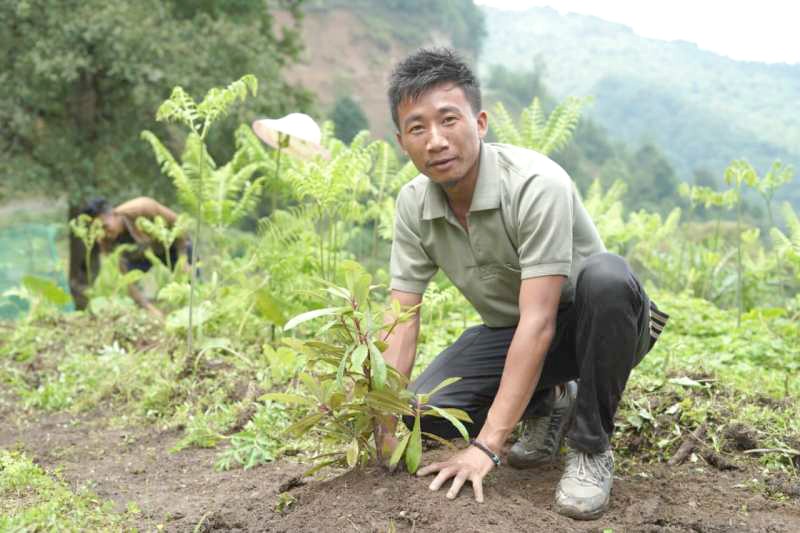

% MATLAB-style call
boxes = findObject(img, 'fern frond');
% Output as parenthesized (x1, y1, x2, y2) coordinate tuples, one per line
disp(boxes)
(520, 97, 546, 150)
(539, 97, 586, 155)
(781, 202, 800, 238)
(490, 102, 522, 146)
(155, 86, 200, 132)
(197, 75, 258, 131)
(141, 130, 199, 215)
(369, 140, 397, 195)
(349, 130, 372, 152)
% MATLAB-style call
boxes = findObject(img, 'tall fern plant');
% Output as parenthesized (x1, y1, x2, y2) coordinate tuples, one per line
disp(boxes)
(140, 75, 261, 355)
(285, 127, 374, 281)
(492, 96, 587, 155)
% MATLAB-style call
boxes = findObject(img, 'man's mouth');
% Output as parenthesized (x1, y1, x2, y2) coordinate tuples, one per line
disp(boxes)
(428, 157, 456, 169)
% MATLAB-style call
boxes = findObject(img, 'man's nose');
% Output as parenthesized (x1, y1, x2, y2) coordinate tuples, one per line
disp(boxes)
(426, 125, 448, 152)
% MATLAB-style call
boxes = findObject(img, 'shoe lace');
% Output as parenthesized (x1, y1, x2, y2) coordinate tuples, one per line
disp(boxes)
(563, 450, 612, 486)
(520, 409, 564, 452)
(520, 416, 550, 445)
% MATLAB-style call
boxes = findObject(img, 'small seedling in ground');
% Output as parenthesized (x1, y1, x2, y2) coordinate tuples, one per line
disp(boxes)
(265, 260, 470, 474)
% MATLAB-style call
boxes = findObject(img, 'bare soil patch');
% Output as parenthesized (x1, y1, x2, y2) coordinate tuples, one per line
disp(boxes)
(2, 409, 799, 532)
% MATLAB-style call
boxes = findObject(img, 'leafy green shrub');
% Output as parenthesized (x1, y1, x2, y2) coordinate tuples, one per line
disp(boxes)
(266, 261, 470, 473)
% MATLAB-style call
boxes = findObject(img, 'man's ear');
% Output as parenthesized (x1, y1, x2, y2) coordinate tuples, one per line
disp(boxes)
(476, 110, 489, 140)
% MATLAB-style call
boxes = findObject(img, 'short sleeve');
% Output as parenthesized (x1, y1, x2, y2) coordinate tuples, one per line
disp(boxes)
(389, 187, 437, 294)
(516, 174, 574, 279)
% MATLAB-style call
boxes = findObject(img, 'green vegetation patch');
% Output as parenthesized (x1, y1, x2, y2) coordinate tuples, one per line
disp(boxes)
(0, 449, 138, 531)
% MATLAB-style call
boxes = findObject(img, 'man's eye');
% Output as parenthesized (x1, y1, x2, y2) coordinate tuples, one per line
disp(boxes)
(443, 116, 457, 125)
(409, 125, 424, 134)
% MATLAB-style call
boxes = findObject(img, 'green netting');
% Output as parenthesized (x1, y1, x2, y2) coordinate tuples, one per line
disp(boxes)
(0, 223, 74, 319)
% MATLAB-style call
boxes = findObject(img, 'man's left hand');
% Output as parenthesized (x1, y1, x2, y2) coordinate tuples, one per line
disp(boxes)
(416, 445, 495, 502)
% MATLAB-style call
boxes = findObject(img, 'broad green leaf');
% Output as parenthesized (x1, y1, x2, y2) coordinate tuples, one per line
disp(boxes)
(284, 306, 345, 331)
(304, 458, 342, 477)
(389, 433, 411, 468)
(353, 272, 371, 309)
(284, 412, 325, 436)
(405, 415, 422, 473)
(421, 432, 458, 450)
(325, 286, 351, 301)
(21, 275, 71, 306)
(368, 341, 387, 390)
(346, 438, 359, 467)
(281, 337, 308, 353)
(365, 391, 414, 416)
(254, 288, 287, 326)
(259, 393, 314, 405)
(424, 377, 462, 399)
(336, 348, 349, 387)
(350, 344, 368, 369)
(373, 339, 388, 352)
(427, 406, 470, 442)
(437, 407, 472, 423)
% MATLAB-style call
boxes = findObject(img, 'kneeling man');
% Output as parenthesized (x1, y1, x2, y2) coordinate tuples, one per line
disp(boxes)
(379, 48, 667, 520)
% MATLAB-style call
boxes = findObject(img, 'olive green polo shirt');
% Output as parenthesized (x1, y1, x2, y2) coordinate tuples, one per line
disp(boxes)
(390, 142, 606, 327)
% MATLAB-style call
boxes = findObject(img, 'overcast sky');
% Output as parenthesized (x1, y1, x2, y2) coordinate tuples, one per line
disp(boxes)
(476, 0, 800, 65)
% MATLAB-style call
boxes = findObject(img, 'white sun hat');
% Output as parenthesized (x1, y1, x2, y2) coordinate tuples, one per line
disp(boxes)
(251, 113, 330, 159)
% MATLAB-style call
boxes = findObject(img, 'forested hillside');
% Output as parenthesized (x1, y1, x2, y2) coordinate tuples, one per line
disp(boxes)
(481, 6, 800, 207)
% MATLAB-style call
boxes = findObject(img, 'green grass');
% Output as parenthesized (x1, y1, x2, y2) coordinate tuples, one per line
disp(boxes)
(615, 290, 800, 473)
(1, 287, 797, 484)
(0, 449, 138, 531)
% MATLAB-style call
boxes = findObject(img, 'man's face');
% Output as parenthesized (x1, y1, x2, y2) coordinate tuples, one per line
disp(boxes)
(100, 212, 123, 239)
(395, 83, 488, 190)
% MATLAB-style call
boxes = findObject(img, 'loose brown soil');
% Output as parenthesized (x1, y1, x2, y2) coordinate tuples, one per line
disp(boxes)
(2, 407, 799, 532)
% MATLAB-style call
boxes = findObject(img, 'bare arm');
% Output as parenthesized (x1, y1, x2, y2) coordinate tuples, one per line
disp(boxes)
(375, 289, 422, 460)
(417, 275, 564, 501)
(477, 275, 564, 452)
(119, 258, 164, 319)
(382, 289, 423, 377)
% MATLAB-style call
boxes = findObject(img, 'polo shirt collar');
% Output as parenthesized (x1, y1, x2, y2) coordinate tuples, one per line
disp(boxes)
(421, 142, 500, 220)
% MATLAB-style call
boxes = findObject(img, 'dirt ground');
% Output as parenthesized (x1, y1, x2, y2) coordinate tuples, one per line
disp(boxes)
(2, 408, 799, 532)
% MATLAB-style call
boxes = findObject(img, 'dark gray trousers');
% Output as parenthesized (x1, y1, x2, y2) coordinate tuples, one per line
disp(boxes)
(403, 252, 654, 454)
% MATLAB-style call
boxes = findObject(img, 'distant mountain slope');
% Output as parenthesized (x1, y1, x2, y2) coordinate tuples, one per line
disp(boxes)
(481, 6, 800, 203)
(281, 1, 485, 140)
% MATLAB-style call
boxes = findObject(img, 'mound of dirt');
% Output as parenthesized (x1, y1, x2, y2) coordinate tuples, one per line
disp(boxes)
(2, 410, 800, 532)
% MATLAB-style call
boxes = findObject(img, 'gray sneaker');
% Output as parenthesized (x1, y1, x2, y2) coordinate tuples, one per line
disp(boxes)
(554, 447, 614, 520)
(507, 381, 577, 468)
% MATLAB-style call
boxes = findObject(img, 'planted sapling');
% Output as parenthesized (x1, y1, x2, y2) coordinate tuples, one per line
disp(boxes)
(265, 261, 470, 474)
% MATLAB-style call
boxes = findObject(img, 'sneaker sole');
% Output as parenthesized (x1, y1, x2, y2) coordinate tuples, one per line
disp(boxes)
(553, 492, 611, 521)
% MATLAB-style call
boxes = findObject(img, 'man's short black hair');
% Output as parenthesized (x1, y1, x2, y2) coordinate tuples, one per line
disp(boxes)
(388, 47, 481, 129)
(82, 197, 112, 217)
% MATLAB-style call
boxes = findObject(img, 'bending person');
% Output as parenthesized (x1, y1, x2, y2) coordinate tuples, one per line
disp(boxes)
(72, 196, 191, 318)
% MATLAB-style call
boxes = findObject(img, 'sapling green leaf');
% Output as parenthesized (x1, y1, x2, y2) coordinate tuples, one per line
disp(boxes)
(406, 415, 422, 473)
(423, 376, 462, 399)
(427, 406, 470, 442)
(346, 438, 359, 467)
(284, 306, 347, 330)
(351, 344, 368, 369)
(368, 340, 387, 390)
(389, 433, 411, 468)
(260, 393, 314, 406)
